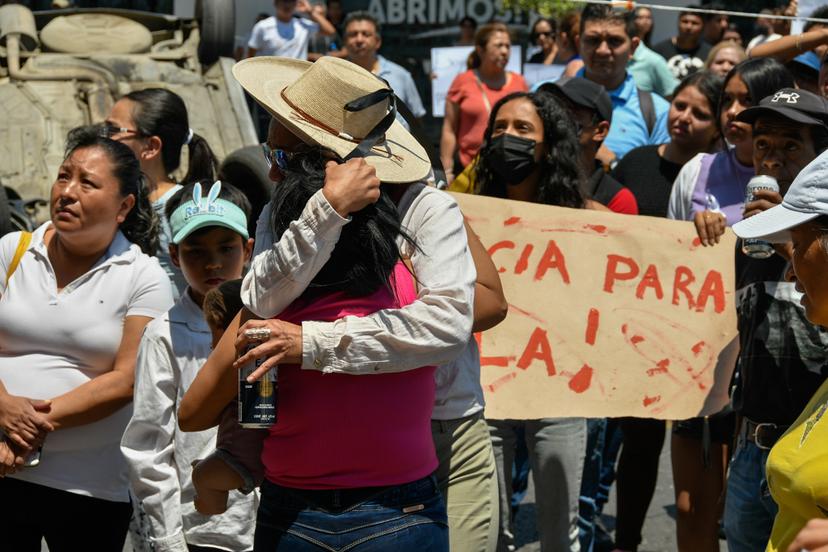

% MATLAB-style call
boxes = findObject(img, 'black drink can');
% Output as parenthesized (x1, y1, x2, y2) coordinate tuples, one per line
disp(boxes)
(238, 328, 277, 428)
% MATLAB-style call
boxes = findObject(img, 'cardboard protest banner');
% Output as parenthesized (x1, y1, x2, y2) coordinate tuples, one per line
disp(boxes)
(522, 63, 566, 87)
(453, 193, 739, 420)
(430, 45, 522, 117)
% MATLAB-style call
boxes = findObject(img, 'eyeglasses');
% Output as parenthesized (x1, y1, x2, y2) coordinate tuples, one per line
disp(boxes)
(99, 124, 143, 139)
(262, 143, 291, 171)
(534, 31, 553, 38)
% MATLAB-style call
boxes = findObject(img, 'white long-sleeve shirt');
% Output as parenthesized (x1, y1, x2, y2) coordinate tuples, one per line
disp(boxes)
(242, 184, 483, 420)
(121, 292, 256, 552)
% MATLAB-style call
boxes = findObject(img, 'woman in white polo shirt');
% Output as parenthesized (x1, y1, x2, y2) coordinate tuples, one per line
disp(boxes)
(0, 126, 173, 551)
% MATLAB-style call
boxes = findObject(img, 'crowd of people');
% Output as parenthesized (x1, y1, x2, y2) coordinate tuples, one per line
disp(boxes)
(2, 1, 828, 552)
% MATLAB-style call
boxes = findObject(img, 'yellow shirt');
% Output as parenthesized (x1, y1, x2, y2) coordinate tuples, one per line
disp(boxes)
(447, 157, 478, 194)
(766, 378, 828, 551)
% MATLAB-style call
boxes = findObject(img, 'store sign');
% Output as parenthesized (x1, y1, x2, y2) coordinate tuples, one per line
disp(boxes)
(367, 0, 527, 25)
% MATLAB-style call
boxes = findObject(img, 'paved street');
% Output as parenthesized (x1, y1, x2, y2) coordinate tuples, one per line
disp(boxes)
(514, 427, 728, 552)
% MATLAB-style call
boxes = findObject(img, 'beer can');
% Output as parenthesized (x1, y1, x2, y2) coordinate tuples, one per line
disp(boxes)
(742, 175, 780, 259)
(238, 328, 278, 429)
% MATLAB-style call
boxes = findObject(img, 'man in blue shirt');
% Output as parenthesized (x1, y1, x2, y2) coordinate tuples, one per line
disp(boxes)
(343, 11, 426, 124)
(577, 4, 670, 166)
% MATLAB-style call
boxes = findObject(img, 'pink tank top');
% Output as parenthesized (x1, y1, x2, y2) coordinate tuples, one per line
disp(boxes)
(261, 262, 437, 490)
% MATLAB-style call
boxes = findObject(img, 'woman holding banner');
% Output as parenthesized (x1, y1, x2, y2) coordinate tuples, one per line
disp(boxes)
(474, 90, 588, 552)
(440, 22, 527, 185)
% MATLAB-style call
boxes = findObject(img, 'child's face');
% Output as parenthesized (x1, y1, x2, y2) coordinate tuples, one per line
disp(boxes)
(171, 227, 253, 305)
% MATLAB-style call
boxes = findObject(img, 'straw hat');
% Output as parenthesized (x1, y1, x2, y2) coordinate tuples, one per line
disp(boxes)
(233, 56, 431, 183)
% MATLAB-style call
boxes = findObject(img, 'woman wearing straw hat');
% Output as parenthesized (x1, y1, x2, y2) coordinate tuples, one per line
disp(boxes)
(189, 55, 503, 551)
(732, 150, 828, 552)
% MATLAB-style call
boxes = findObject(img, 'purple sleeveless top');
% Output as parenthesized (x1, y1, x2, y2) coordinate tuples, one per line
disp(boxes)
(690, 148, 754, 226)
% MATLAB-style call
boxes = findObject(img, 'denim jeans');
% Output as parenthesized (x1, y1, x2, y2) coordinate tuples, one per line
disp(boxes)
(490, 417, 587, 552)
(578, 418, 607, 552)
(254, 475, 449, 551)
(723, 438, 777, 552)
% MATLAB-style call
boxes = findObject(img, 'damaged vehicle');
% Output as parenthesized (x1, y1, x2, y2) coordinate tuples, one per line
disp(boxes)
(0, 0, 270, 235)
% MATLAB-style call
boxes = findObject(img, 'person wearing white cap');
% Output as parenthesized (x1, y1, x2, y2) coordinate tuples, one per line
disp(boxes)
(732, 150, 828, 552)
(187, 55, 503, 552)
(719, 86, 828, 552)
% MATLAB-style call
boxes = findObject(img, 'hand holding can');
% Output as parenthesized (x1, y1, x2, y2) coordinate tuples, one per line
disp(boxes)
(238, 328, 278, 428)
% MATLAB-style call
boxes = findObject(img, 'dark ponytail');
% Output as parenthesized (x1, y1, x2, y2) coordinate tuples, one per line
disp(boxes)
(64, 126, 160, 255)
(125, 88, 219, 185)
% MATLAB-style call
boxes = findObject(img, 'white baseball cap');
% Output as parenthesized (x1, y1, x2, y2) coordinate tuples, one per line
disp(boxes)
(732, 150, 828, 243)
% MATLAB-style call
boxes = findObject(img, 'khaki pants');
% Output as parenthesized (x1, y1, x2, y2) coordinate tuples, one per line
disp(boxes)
(432, 412, 499, 552)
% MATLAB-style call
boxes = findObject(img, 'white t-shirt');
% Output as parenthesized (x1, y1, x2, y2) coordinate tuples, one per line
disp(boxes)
(0, 223, 173, 502)
(248, 15, 319, 60)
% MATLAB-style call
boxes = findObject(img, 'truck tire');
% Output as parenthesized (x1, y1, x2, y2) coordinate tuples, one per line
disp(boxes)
(196, 0, 235, 66)
(219, 145, 273, 238)
(0, 185, 12, 238)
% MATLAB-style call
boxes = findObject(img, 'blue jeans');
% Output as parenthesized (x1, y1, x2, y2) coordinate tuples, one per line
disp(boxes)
(723, 439, 777, 552)
(578, 418, 607, 552)
(511, 425, 531, 513)
(254, 476, 449, 551)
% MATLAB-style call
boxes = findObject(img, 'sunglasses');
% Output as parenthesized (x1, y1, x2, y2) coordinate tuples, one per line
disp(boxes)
(533, 31, 554, 40)
(261, 143, 292, 171)
(99, 124, 143, 139)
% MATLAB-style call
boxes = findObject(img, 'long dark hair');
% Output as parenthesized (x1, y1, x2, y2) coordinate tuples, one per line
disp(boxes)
(673, 70, 724, 149)
(269, 149, 416, 298)
(477, 92, 585, 208)
(64, 126, 159, 255)
(718, 58, 794, 131)
(125, 88, 219, 185)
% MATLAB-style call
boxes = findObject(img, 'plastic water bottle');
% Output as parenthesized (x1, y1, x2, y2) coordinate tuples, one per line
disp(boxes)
(741, 175, 779, 259)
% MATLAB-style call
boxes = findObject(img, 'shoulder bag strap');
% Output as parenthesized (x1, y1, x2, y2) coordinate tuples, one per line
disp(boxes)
(637, 88, 656, 137)
(5, 231, 32, 287)
(473, 70, 493, 115)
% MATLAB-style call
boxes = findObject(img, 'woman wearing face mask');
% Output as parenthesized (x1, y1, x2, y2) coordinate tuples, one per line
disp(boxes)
(104, 88, 220, 298)
(441, 22, 528, 184)
(476, 91, 588, 552)
(608, 70, 723, 552)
